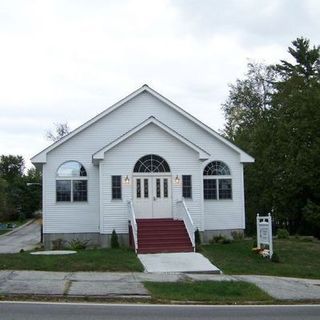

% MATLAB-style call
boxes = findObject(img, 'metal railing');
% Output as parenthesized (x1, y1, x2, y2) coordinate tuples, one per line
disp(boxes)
(128, 200, 138, 253)
(177, 199, 195, 250)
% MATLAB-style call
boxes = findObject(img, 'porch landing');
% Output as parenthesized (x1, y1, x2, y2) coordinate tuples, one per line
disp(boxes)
(138, 252, 221, 274)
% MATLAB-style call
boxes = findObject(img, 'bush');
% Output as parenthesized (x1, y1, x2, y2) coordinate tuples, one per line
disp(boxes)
(68, 238, 89, 250)
(195, 228, 201, 245)
(210, 234, 231, 244)
(271, 251, 280, 263)
(52, 238, 65, 250)
(231, 231, 244, 241)
(222, 238, 232, 244)
(111, 229, 120, 248)
(277, 228, 289, 239)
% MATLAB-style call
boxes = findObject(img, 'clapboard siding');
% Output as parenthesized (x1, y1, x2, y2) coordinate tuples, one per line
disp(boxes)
(100, 124, 202, 234)
(42, 91, 245, 234)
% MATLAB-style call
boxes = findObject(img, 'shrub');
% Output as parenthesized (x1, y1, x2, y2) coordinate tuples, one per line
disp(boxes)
(277, 228, 289, 239)
(195, 228, 201, 245)
(222, 238, 232, 244)
(52, 238, 65, 250)
(111, 229, 120, 248)
(252, 239, 257, 248)
(68, 238, 89, 250)
(210, 234, 228, 244)
(231, 231, 244, 241)
(271, 251, 280, 263)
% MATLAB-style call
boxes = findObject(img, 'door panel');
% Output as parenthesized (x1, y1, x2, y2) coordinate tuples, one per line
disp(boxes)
(133, 177, 152, 218)
(152, 177, 172, 218)
(133, 176, 172, 218)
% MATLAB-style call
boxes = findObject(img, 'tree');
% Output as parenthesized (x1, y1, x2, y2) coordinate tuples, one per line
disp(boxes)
(275, 37, 320, 80)
(0, 156, 42, 221)
(0, 178, 8, 221)
(270, 37, 320, 233)
(222, 63, 277, 233)
(0, 155, 24, 182)
(222, 38, 320, 236)
(222, 62, 275, 140)
(46, 122, 70, 142)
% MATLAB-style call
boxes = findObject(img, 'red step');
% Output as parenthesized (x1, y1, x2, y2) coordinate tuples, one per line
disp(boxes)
(136, 218, 193, 254)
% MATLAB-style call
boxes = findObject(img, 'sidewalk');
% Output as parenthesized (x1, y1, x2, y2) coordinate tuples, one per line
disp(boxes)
(1, 270, 320, 301)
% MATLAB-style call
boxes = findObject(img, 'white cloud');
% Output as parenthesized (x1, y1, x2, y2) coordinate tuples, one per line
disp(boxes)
(0, 0, 319, 167)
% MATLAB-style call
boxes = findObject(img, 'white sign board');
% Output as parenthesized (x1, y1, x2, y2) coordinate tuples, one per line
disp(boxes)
(256, 213, 273, 258)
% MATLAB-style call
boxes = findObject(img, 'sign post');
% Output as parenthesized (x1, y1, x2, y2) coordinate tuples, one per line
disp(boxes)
(256, 213, 273, 258)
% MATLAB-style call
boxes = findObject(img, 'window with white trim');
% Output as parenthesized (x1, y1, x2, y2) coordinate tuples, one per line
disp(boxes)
(56, 161, 87, 202)
(182, 175, 192, 198)
(112, 175, 122, 200)
(203, 161, 232, 200)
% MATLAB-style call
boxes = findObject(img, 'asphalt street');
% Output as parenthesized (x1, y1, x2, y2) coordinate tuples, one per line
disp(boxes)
(0, 221, 40, 253)
(0, 302, 320, 320)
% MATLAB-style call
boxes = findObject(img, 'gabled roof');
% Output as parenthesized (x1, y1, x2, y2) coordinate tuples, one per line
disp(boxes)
(92, 116, 211, 164)
(31, 84, 254, 164)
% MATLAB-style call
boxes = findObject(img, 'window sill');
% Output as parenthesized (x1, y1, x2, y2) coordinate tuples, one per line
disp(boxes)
(204, 199, 233, 201)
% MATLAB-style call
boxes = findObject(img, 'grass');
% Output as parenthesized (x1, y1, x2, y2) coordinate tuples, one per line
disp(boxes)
(144, 281, 273, 303)
(201, 238, 320, 279)
(0, 248, 144, 272)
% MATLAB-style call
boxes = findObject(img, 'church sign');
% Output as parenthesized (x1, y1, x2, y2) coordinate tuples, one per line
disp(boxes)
(256, 213, 273, 258)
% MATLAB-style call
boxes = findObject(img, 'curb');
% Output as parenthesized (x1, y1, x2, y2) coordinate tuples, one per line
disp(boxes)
(0, 219, 36, 238)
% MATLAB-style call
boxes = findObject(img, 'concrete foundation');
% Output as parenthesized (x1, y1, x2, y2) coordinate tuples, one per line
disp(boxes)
(43, 229, 243, 249)
(43, 233, 129, 250)
(202, 229, 244, 243)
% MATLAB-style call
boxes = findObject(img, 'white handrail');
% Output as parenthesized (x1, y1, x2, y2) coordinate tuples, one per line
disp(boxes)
(177, 199, 195, 249)
(128, 200, 138, 253)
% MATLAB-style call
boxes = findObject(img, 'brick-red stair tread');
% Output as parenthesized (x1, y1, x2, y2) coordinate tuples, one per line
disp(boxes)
(136, 218, 193, 254)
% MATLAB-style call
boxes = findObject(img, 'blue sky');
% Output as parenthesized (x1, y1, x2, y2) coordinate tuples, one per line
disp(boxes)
(0, 0, 319, 167)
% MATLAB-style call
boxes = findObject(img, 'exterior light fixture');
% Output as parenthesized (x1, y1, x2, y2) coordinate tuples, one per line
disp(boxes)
(175, 175, 180, 184)
(124, 175, 130, 184)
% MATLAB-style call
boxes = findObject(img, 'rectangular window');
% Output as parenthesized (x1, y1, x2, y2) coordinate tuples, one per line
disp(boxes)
(112, 176, 122, 199)
(203, 179, 217, 200)
(182, 175, 192, 198)
(73, 180, 87, 202)
(163, 178, 168, 198)
(219, 179, 232, 199)
(136, 179, 141, 198)
(156, 178, 161, 198)
(144, 179, 149, 198)
(56, 180, 71, 202)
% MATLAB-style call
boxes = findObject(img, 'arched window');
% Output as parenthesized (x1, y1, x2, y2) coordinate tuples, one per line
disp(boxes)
(56, 161, 87, 202)
(203, 161, 230, 176)
(133, 154, 170, 173)
(203, 161, 232, 200)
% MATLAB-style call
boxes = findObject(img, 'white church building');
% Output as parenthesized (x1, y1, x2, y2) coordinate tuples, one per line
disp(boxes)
(31, 85, 254, 252)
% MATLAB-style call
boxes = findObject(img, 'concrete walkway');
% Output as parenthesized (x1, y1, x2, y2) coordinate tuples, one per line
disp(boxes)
(1, 270, 320, 301)
(235, 275, 320, 300)
(138, 252, 220, 273)
(0, 221, 41, 253)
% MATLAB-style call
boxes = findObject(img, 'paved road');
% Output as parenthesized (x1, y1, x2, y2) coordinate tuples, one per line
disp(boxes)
(0, 302, 320, 320)
(0, 221, 40, 253)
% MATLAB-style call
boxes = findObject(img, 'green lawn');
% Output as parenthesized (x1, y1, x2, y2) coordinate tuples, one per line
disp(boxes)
(144, 281, 273, 303)
(0, 248, 144, 272)
(201, 238, 320, 279)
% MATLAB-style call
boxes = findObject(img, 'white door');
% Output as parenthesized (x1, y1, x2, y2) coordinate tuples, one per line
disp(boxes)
(133, 176, 172, 218)
(152, 177, 172, 218)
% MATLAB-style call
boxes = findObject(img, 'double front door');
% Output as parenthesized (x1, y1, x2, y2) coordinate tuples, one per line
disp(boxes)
(133, 176, 172, 218)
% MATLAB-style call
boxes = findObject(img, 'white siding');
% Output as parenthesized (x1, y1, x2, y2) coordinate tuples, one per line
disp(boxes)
(204, 161, 245, 230)
(43, 153, 100, 234)
(43, 91, 245, 234)
(100, 124, 202, 234)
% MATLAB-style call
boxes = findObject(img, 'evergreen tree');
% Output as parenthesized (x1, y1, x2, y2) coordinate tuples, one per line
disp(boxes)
(222, 38, 320, 236)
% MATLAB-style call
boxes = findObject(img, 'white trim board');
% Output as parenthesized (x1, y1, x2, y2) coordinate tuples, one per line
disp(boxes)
(31, 85, 254, 164)
(92, 116, 210, 164)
